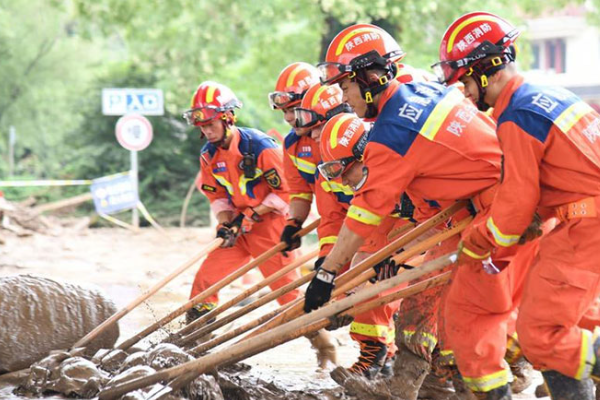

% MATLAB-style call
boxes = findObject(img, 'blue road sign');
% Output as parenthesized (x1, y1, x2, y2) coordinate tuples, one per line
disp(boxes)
(102, 88, 164, 116)
(90, 172, 139, 215)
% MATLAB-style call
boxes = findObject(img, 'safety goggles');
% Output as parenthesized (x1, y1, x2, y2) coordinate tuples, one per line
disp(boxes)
(318, 50, 404, 85)
(294, 103, 353, 129)
(317, 62, 354, 85)
(183, 106, 222, 126)
(318, 156, 356, 181)
(268, 91, 303, 110)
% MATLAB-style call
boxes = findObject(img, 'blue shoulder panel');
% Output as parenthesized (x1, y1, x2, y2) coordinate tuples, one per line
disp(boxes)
(237, 127, 278, 156)
(284, 128, 302, 150)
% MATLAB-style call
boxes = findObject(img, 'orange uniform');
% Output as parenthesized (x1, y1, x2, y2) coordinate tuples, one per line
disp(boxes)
(345, 78, 539, 392)
(462, 74, 600, 380)
(191, 127, 301, 307)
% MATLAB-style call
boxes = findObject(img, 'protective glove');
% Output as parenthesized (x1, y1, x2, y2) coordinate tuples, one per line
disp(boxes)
(280, 218, 302, 254)
(216, 213, 244, 248)
(304, 266, 336, 313)
(369, 257, 409, 283)
(518, 213, 543, 244)
(326, 313, 355, 331)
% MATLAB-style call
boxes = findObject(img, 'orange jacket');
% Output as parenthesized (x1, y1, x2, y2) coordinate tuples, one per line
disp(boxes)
(283, 130, 320, 203)
(469, 74, 600, 252)
(346, 80, 502, 238)
(198, 127, 289, 216)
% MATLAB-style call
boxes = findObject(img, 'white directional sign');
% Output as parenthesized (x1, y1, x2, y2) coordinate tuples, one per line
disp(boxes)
(115, 114, 154, 151)
(102, 88, 164, 116)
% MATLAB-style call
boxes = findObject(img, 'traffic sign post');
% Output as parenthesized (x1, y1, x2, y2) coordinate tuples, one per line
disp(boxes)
(115, 114, 154, 228)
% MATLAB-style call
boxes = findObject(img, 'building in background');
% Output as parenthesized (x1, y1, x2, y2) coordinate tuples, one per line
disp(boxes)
(523, 5, 600, 111)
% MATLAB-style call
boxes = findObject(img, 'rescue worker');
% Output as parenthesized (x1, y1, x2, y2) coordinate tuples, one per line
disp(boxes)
(182, 81, 301, 324)
(436, 12, 600, 399)
(269, 64, 339, 369)
(304, 23, 539, 400)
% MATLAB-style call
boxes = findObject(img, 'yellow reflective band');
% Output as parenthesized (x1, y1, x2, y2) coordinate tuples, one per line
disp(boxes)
(286, 64, 305, 88)
(350, 322, 394, 340)
(555, 101, 594, 134)
(206, 85, 217, 103)
(447, 15, 503, 53)
(421, 88, 464, 141)
(319, 236, 338, 248)
(193, 302, 217, 312)
(403, 330, 438, 352)
(348, 205, 383, 226)
(575, 329, 595, 380)
(238, 168, 263, 196)
(288, 154, 317, 175)
(439, 349, 456, 366)
(311, 85, 330, 107)
(463, 368, 510, 392)
(336, 27, 373, 56)
(320, 180, 354, 196)
(290, 193, 313, 201)
(330, 114, 355, 149)
(486, 217, 520, 247)
(461, 246, 490, 260)
(212, 174, 234, 195)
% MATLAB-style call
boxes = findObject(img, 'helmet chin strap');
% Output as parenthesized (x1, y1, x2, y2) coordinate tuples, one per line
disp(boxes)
(465, 53, 514, 111)
(353, 64, 397, 119)
(351, 166, 368, 192)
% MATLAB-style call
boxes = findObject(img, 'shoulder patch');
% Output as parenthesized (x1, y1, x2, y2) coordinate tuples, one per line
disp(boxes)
(201, 184, 217, 192)
(264, 168, 282, 189)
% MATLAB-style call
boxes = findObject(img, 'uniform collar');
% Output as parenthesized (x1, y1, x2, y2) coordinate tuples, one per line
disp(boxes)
(220, 126, 241, 157)
(492, 74, 525, 120)
(377, 80, 401, 114)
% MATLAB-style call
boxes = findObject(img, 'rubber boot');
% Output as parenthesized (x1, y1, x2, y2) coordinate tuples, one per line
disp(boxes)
(448, 367, 477, 400)
(417, 371, 455, 400)
(472, 384, 511, 400)
(307, 329, 338, 369)
(347, 340, 388, 379)
(509, 357, 533, 394)
(541, 370, 594, 400)
(389, 344, 431, 400)
(380, 355, 395, 378)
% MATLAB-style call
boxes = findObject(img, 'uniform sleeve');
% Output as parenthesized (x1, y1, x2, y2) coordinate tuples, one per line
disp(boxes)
(257, 147, 290, 215)
(315, 179, 348, 257)
(346, 140, 417, 238)
(283, 145, 313, 203)
(477, 119, 544, 249)
(198, 154, 234, 215)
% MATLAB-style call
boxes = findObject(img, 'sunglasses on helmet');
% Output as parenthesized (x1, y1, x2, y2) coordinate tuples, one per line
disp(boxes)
(268, 91, 303, 110)
(318, 156, 357, 181)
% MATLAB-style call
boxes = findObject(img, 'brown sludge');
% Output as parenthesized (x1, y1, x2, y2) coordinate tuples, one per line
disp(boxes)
(0, 274, 119, 372)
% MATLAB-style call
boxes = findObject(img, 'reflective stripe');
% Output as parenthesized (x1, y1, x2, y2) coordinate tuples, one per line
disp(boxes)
(290, 193, 313, 201)
(463, 368, 511, 392)
(348, 205, 383, 226)
(336, 27, 373, 56)
(575, 329, 596, 379)
(206, 86, 217, 103)
(403, 330, 438, 352)
(505, 333, 522, 364)
(311, 85, 329, 107)
(555, 101, 594, 134)
(439, 349, 456, 366)
(320, 180, 354, 196)
(319, 236, 338, 248)
(288, 154, 317, 175)
(486, 217, 520, 247)
(212, 174, 234, 195)
(461, 245, 490, 260)
(446, 15, 504, 53)
(286, 64, 305, 88)
(330, 114, 355, 149)
(350, 322, 395, 341)
(193, 302, 217, 312)
(420, 88, 464, 141)
(238, 168, 263, 196)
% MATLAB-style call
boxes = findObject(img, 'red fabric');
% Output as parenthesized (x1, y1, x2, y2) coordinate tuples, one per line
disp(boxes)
(190, 213, 301, 305)
(579, 297, 600, 331)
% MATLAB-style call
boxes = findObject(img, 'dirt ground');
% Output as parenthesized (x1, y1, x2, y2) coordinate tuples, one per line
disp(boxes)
(0, 226, 544, 399)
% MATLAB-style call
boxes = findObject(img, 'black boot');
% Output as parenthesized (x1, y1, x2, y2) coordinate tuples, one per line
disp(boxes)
(472, 384, 511, 400)
(347, 340, 387, 379)
(541, 370, 594, 400)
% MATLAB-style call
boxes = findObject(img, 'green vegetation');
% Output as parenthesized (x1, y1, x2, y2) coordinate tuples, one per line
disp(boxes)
(0, 0, 591, 226)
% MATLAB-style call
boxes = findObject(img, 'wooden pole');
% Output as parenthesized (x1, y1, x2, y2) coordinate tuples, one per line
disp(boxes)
(71, 238, 223, 350)
(116, 219, 320, 350)
(98, 252, 457, 400)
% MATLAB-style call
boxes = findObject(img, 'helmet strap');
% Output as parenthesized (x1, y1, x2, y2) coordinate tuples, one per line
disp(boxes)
(352, 66, 395, 119)
(466, 54, 513, 111)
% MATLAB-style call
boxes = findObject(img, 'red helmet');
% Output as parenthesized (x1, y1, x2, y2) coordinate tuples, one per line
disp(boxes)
(318, 24, 405, 86)
(269, 62, 320, 110)
(433, 12, 520, 85)
(293, 83, 352, 129)
(318, 113, 369, 181)
(183, 81, 242, 127)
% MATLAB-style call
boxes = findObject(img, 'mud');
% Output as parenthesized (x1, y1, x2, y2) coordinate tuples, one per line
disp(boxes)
(0, 275, 119, 372)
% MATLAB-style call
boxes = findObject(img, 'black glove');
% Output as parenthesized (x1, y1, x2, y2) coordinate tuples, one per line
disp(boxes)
(280, 218, 302, 253)
(304, 267, 336, 313)
(313, 256, 326, 270)
(326, 313, 354, 331)
(370, 257, 404, 283)
(216, 214, 245, 248)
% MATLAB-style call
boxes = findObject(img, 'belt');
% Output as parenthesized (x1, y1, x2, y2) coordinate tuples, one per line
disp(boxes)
(469, 183, 500, 215)
(555, 196, 600, 222)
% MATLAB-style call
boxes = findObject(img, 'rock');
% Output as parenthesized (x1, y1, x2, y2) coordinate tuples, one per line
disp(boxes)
(146, 343, 193, 371)
(0, 274, 119, 372)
